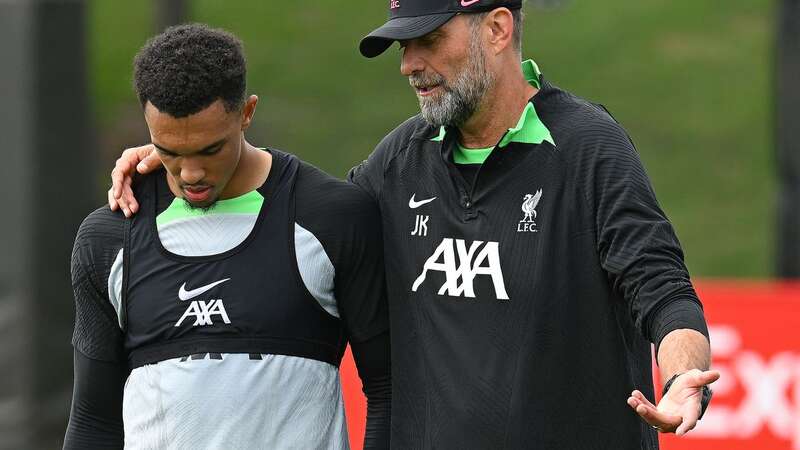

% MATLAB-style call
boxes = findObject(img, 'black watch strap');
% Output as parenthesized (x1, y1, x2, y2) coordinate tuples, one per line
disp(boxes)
(662, 372, 713, 420)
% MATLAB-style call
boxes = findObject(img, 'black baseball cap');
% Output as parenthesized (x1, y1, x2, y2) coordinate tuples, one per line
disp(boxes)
(360, 0, 523, 58)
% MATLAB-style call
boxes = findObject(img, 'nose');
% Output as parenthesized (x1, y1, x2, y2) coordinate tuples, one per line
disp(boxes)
(400, 43, 424, 77)
(179, 158, 205, 185)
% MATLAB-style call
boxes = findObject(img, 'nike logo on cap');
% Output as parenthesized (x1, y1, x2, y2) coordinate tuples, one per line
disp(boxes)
(178, 278, 231, 301)
(461, 0, 480, 6)
(409, 194, 437, 209)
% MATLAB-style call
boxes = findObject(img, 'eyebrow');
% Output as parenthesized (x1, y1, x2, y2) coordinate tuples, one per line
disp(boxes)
(428, 29, 445, 39)
(153, 138, 226, 155)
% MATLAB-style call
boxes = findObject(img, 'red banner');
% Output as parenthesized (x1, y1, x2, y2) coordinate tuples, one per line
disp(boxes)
(341, 281, 800, 450)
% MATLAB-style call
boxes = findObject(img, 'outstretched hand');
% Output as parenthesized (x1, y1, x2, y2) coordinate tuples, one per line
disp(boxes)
(108, 144, 160, 217)
(627, 369, 720, 436)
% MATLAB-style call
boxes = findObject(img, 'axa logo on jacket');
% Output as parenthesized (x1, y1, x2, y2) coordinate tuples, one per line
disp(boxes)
(412, 238, 509, 300)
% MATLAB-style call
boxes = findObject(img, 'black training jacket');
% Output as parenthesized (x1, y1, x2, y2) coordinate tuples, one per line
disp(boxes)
(349, 74, 706, 450)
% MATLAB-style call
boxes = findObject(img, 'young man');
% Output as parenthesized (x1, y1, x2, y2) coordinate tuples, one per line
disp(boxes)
(109, 3, 719, 449)
(64, 24, 389, 449)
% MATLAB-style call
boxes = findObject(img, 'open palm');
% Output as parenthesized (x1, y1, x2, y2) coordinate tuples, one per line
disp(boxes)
(627, 369, 720, 436)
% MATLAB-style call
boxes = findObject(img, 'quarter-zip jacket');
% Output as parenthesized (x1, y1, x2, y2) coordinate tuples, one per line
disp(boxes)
(349, 61, 706, 449)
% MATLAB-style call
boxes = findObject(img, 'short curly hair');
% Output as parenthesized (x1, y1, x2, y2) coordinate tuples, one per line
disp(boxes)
(133, 23, 247, 118)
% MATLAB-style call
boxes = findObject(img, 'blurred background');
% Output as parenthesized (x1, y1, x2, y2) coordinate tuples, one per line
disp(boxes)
(1, 0, 798, 448)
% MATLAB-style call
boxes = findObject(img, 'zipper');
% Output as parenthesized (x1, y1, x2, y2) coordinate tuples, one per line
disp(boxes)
(469, 130, 509, 202)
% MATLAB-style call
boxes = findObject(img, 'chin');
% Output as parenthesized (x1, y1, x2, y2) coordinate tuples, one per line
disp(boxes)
(182, 197, 219, 212)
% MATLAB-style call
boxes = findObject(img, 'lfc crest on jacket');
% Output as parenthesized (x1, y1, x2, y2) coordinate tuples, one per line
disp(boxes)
(518, 189, 542, 233)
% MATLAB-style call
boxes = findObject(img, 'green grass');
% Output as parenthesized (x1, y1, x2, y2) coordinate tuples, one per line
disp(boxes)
(89, 1, 152, 120)
(89, 0, 775, 277)
(527, 0, 775, 277)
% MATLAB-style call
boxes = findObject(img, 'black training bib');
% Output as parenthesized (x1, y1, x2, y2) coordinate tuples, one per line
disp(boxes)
(121, 152, 346, 369)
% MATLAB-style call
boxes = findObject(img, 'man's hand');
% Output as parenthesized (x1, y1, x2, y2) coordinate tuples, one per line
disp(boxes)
(627, 369, 720, 436)
(108, 144, 160, 217)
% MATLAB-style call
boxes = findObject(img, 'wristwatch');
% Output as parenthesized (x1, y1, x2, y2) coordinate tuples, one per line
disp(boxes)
(662, 372, 713, 419)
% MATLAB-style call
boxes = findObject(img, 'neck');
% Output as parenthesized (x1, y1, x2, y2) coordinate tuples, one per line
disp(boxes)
(219, 138, 271, 200)
(458, 66, 537, 149)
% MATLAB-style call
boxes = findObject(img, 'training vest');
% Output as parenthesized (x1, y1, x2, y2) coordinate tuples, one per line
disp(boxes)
(121, 154, 346, 369)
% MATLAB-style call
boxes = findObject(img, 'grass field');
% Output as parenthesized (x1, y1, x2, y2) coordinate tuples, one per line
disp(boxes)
(89, 0, 775, 277)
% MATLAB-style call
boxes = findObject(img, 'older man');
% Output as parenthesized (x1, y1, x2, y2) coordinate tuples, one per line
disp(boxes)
(110, 2, 717, 448)
(351, 1, 717, 448)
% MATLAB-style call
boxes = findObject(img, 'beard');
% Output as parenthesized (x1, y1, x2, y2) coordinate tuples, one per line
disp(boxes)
(179, 187, 219, 212)
(181, 198, 218, 212)
(409, 33, 494, 128)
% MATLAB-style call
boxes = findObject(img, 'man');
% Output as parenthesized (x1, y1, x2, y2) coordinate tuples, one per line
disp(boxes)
(65, 24, 390, 449)
(110, 3, 719, 449)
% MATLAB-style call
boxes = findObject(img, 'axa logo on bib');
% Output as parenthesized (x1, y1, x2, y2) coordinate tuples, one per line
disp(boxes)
(412, 238, 509, 300)
(175, 278, 232, 327)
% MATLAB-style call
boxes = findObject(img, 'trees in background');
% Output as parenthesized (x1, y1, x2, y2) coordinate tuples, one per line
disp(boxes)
(0, 1, 93, 448)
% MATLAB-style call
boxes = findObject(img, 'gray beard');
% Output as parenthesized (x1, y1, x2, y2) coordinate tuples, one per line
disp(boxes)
(412, 37, 494, 128)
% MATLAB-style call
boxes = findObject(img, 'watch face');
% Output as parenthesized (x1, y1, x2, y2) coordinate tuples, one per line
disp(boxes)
(699, 385, 713, 419)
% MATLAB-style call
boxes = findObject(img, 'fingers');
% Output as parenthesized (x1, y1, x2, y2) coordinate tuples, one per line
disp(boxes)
(631, 390, 656, 409)
(697, 370, 721, 385)
(111, 158, 129, 199)
(627, 390, 681, 432)
(675, 404, 701, 437)
(112, 144, 155, 196)
(118, 177, 137, 217)
(108, 188, 118, 211)
(680, 370, 721, 389)
(635, 402, 682, 432)
(675, 416, 698, 436)
(137, 147, 160, 174)
(110, 163, 132, 217)
(629, 372, 716, 437)
(110, 144, 156, 216)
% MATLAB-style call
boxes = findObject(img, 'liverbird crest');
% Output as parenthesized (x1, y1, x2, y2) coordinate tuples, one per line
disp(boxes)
(520, 189, 542, 224)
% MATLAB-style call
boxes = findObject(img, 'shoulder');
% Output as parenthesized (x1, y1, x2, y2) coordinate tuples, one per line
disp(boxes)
(295, 159, 381, 233)
(372, 114, 432, 164)
(347, 114, 432, 199)
(74, 206, 126, 256)
(72, 206, 125, 289)
(378, 114, 431, 148)
(294, 160, 383, 275)
(534, 88, 642, 186)
(536, 82, 634, 156)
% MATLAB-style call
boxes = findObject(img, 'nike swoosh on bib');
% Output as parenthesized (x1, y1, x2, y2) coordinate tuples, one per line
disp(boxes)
(178, 278, 231, 301)
(409, 194, 437, 209)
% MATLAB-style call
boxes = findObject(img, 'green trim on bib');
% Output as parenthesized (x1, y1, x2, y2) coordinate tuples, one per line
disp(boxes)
(156, 190, 264, 227)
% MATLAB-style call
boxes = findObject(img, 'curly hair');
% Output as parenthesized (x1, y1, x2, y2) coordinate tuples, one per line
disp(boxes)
(133, 23, 247, 118)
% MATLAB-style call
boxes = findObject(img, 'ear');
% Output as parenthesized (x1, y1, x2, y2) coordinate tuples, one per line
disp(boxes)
(241, 95, 259, 131)
(485, 8, 514, 56)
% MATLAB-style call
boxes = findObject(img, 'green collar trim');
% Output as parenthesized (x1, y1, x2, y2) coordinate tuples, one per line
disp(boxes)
(454, 144, 494, 164)
(521, 59, 542, 89)
(497, 102, 555, 147)
(431, 126, 446, 142)
(430, 59, 554, 148)
(156, 190, 265, 227)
